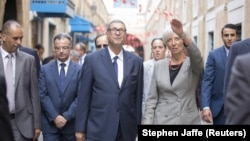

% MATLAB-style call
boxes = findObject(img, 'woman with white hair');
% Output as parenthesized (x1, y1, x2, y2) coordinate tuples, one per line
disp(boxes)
(143, 18, 203, 124)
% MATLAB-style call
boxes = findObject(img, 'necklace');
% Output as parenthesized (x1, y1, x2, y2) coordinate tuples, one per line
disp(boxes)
(169, 56, 186, 70)
(169, 61, 183, 70)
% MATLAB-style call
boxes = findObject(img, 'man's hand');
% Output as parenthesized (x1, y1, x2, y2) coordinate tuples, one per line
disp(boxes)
(54, 115, 67, 129)
(75, 132, 85, 141)
(33, 128, 41, 141)
(202, 109, 213, 123)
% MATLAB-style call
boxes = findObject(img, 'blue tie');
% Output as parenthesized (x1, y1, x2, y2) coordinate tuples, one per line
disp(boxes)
(60, 63, 66, 90)
(113, 56, 118, 79)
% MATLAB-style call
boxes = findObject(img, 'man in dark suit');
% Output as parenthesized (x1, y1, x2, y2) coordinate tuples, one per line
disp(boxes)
(224, 38, 250, 98)
(201, 24, 239, 124)
(0, 20, 41, 141)
(39, 33, 81, 141)
(225, 52, 250, 124)
(75, 20, 143, 141)
(0, 75, 14, 141)
(19, 46, 41, 77)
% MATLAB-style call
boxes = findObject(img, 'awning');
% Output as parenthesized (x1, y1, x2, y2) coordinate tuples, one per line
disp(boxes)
(30, 0, 75, 18)
(69, 15, 94, 33)
(76, 35, 94, 43)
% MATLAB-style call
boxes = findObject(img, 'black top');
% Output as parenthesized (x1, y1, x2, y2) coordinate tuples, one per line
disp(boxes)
(169, 63, 183, 85)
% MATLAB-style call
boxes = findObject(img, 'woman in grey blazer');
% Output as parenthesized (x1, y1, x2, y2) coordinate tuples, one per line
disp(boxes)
(143, 18, 203, 124)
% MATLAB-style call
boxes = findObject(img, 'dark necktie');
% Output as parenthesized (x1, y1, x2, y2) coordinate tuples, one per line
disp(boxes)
(60, 63, 66, 90)
(5, 54, 14, 112)
(113, 56, 118, 79)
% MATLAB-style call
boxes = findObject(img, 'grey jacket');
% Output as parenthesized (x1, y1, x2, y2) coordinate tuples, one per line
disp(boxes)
(143, 42, 203, 124)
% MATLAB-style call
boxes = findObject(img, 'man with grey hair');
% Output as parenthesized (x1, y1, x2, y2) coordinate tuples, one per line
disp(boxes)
(74, 42, 87, 65)
(70, 49, 81, 64)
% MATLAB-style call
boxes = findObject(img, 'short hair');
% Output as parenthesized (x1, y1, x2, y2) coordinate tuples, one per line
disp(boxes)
(94, 33, 106, 46)
(53, 33, 72, 45)
(221, 24, 239, 37)
(106, 19, 126, 31)
(162, 25, 174, 44)
(74, 42, 86, 52)
(151, 37, 166, 48)
(1, 20, 22, 34)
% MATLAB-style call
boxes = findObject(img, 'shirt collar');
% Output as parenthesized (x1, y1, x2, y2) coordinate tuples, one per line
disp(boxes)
(0, 47, 16, 58)
(108, 47, 123, 61)
(224, 46, 230, 56)
(57, 58, 70, 67)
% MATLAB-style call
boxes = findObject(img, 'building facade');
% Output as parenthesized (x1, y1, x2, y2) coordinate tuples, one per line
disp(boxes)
(143, 0, 250, 62)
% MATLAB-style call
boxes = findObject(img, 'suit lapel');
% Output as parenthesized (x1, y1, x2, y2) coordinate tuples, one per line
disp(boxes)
(50, 61, 61, 93)
(220, 47, 227, 65)
(121, 50, 132, 89)
(101, 48, 119, 86)
(62, 61, 74, 94)
(15, 51, 25, 89)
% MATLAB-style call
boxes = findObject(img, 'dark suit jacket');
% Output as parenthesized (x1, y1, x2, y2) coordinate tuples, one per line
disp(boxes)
(201, 46, 227, 119)
(0, 50, 41, 139)
(75, 48, 143, 141)
(0, 75, 14, 141)
(19, 46, 40, 77)
(225, 53, 250, 124)
(224, 38, 250, 97)
(39, 60, 81, 134)
(42, 56, 55, 65)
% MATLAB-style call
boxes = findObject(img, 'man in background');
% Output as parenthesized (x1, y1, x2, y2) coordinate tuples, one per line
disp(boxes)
(95, 33, 108, 50)
(70, 49, 81, 64)
(74, 42, 87, 65)
(201, 24, 239, 124)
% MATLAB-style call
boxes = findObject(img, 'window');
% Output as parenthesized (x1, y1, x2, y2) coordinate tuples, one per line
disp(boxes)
(193, 36, 197, 45)
(235, 23, 242, 41)
(208, 31, 214, 50)
(192, 0, 198, 18)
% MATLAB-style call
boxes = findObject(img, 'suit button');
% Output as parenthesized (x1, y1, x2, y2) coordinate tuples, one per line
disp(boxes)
(177, 98, 180, 102)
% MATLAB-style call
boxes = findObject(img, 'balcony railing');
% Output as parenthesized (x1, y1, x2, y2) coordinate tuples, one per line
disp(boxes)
(30, 0, 75, 18)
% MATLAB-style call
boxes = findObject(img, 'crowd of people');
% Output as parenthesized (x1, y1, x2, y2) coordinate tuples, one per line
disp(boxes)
(0, 17, 250, 141)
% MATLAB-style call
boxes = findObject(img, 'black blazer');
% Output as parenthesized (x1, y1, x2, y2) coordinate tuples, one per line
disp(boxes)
(19, 46, 40, 77)
(0, 75, 14, 141)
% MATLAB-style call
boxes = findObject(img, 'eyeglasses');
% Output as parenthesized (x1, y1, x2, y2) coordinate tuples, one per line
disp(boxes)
(54, 46, 70, 51)
(96, 44, 108, 48)
(108, 28, 126, 34)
